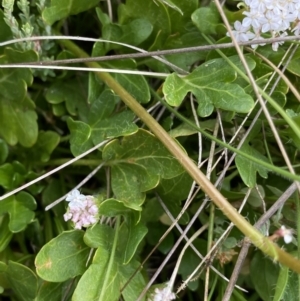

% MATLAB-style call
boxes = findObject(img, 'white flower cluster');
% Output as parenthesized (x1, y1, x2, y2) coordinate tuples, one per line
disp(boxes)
(228, 0, 300, 51)
(147, 285, 176, 301)
(64, 189, 99, 230)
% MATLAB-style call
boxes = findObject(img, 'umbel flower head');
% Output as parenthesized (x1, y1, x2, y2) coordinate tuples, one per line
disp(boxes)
(64, 189, 99, 229)
(227, 0, 300, 50)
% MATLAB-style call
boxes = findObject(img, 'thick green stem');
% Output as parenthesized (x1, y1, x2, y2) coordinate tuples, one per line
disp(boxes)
(58, 38, 300, 273)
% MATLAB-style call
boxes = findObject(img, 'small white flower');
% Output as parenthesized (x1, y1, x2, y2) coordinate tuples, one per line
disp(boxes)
(66, 189, 82, 202)
(250, 28, 266, 48)
(71, 211, 80, 223)
(243, 10, 263, 28)
(279, 225, 294, 244)
(259, 11, 281, 33)
(148, 283, 176, 301)
(63, 212, 72, 221)
(66, 189, 86, 209)
(271, 31, 287, 51)
(227, 21, 255, 42)
(74, 221, 83, 230)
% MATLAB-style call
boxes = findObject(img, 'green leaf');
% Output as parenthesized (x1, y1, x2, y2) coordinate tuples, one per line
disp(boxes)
(115, 74, 150, 104)
(118, 260, 147, 301)
(92, 111, 138, 144)
(235, 144, 269, 188)
(178, 239, 207, 291)
(6, 261, 37, 301)
(88, 89, 118, 125)
(73, 246, 146, 301)
(51, 103, 67, 116)
(45, 77, 89, 121)
(42, 0, 100, 25)
(273, 265, 289, 301)
(142, 199, 165, 223)
(0, 192, 36, 232)
(121, 213, 148, 264)
(0, 10, 12, 43)
(163, 32, 209, 71)
(279, 270, 299, 301)
(119, 0, 171, 42)
(99, 198, 133, 217)
(0, 215, 13, 252)
(156, 0, 183, 14)
(102, 60, 151, 104)
(84, 224, 114, 249)
(0, 102, 38, 147)
(26, 131, 60, 162)
(87, 202, 146, 264)
(223, 237, 238, 249)
(42, 179, 64, 207)
(35, 230, 90, 282)
(76, 245, 115, 299)
(163, 56, 255, 117)
(88, 73, 105, 104)
(35, 281, 67, 301)
(147, 224, 174, 254)
(285, 113, 300, 149)
(0, 139, 8, 164)
(266, 91, 286, 115)
(120, 18, 153, 45)
(0, 162, 26, 190)
(167, 0, 198, 34)
(243, 185, 265, 207)
(192, 3, 221, 35)
(155, 173, 192, 225)
(169, 120, 215, 137)
(72, 251, 120, 301)
(95, 7, 111, 27)
(2, 48, 36, 86)
(98, 200, 146, 263)
(67, 119, 93, 156)
(102, 129, 184, 210)
(287, 50, 300, 77)
(250, 251, 279, 301)
(157, 172, 193, 201)
(102, 19, 153, 48)
(0, 48, 38, 147)
(272, 250, 299, 301)
(0, 261, 7, 273)
(68, 88, 138, 156)
(163, 199, 190, 225)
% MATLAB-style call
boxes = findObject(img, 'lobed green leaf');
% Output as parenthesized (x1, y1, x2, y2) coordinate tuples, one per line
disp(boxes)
(0, 192, 36, 232)
(163, 56, 255, 117)
(102, 129, 184, 210)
